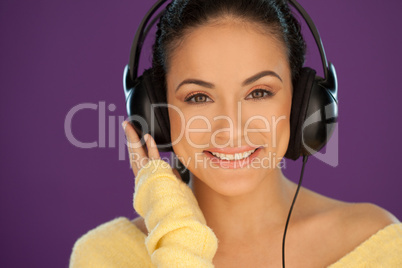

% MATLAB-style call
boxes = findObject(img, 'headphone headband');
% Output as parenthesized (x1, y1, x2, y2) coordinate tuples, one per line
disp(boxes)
(128, 0, 330, 82)
(128, 0, 166, 81)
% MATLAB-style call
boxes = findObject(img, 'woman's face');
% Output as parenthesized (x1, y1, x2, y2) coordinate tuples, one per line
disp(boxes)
(166, 19, 292, 196)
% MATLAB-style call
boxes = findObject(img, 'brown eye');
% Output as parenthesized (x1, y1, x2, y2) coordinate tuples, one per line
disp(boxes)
(246, 89, 274, 100)
(184, 93, 212, 104)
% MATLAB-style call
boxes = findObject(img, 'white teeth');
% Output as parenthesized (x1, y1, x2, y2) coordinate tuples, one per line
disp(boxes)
(210, 149, 257, 160)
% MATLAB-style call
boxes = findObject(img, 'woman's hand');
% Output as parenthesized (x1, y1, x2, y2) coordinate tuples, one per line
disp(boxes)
(122, 121, 161, 177)
(122, 121, 217, 267)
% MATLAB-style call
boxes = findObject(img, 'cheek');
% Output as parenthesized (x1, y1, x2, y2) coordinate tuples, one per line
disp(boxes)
(168, 107, 185, 152)
(170, 111, 213, 138)
(167, 92, 184, 143)
(271, 99, 291, 159)
(242, 98, 291, 157)
(271, 114, 291, 159)
(168, 109, 182, 140)
(168, 105, 206, 162)
(169, 110, 187, 167)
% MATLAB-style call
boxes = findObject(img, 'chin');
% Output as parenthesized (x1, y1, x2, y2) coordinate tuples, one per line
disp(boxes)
(191, 156, 278, 198)
(206, 175, 264, 197)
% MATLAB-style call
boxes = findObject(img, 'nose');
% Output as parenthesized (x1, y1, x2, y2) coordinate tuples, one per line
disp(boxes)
(211, 100, 244, 147)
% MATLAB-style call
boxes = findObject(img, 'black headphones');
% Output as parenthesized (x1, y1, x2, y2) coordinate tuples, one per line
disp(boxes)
(123, 0, 338, 161)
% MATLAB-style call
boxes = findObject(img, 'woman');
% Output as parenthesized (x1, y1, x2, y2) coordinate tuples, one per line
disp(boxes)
(70, 0, 402, 267)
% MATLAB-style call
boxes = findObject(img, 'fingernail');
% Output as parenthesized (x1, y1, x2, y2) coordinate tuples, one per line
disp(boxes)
(144, 134, 149, 142)
(121, 121, 128, 130)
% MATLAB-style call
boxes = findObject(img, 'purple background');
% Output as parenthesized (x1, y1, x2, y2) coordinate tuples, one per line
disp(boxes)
(1, 0, 401, 267)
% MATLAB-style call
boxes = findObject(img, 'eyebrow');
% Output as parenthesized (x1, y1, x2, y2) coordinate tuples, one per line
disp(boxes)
(175, 70, 283, 92)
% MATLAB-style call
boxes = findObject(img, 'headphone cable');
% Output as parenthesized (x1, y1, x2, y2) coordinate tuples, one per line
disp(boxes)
(282, 155, 309, 268)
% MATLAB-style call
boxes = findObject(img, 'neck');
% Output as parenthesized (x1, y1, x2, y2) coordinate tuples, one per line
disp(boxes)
(190, 167, 296, 242)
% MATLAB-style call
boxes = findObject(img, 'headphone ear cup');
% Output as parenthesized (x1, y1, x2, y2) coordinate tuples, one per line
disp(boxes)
(124, 68, 172, 151)
(301, 68, 338, 157)
(285, 67, 316, 160)
(285, 66, 338, 160)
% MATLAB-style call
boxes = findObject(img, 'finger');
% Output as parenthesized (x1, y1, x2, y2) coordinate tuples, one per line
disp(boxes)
(123, 121, 147, 156)
(122, 121, 147, 175)
(145, 134, 161, 160)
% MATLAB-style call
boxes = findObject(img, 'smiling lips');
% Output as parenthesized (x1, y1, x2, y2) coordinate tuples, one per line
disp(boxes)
(208, 149, 257, 160)
(203, 146, 261, 161)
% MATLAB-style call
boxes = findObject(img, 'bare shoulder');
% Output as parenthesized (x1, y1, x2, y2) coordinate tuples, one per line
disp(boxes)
(334, 202, 399, 238)
(297, 186, 399, 230)
(341, 202, 399, 225)
(293, 186, 400, 265)
(329, 202, 400, 263)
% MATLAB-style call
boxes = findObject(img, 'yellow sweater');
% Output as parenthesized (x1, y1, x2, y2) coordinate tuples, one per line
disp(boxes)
(70, 160, 402, 267)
